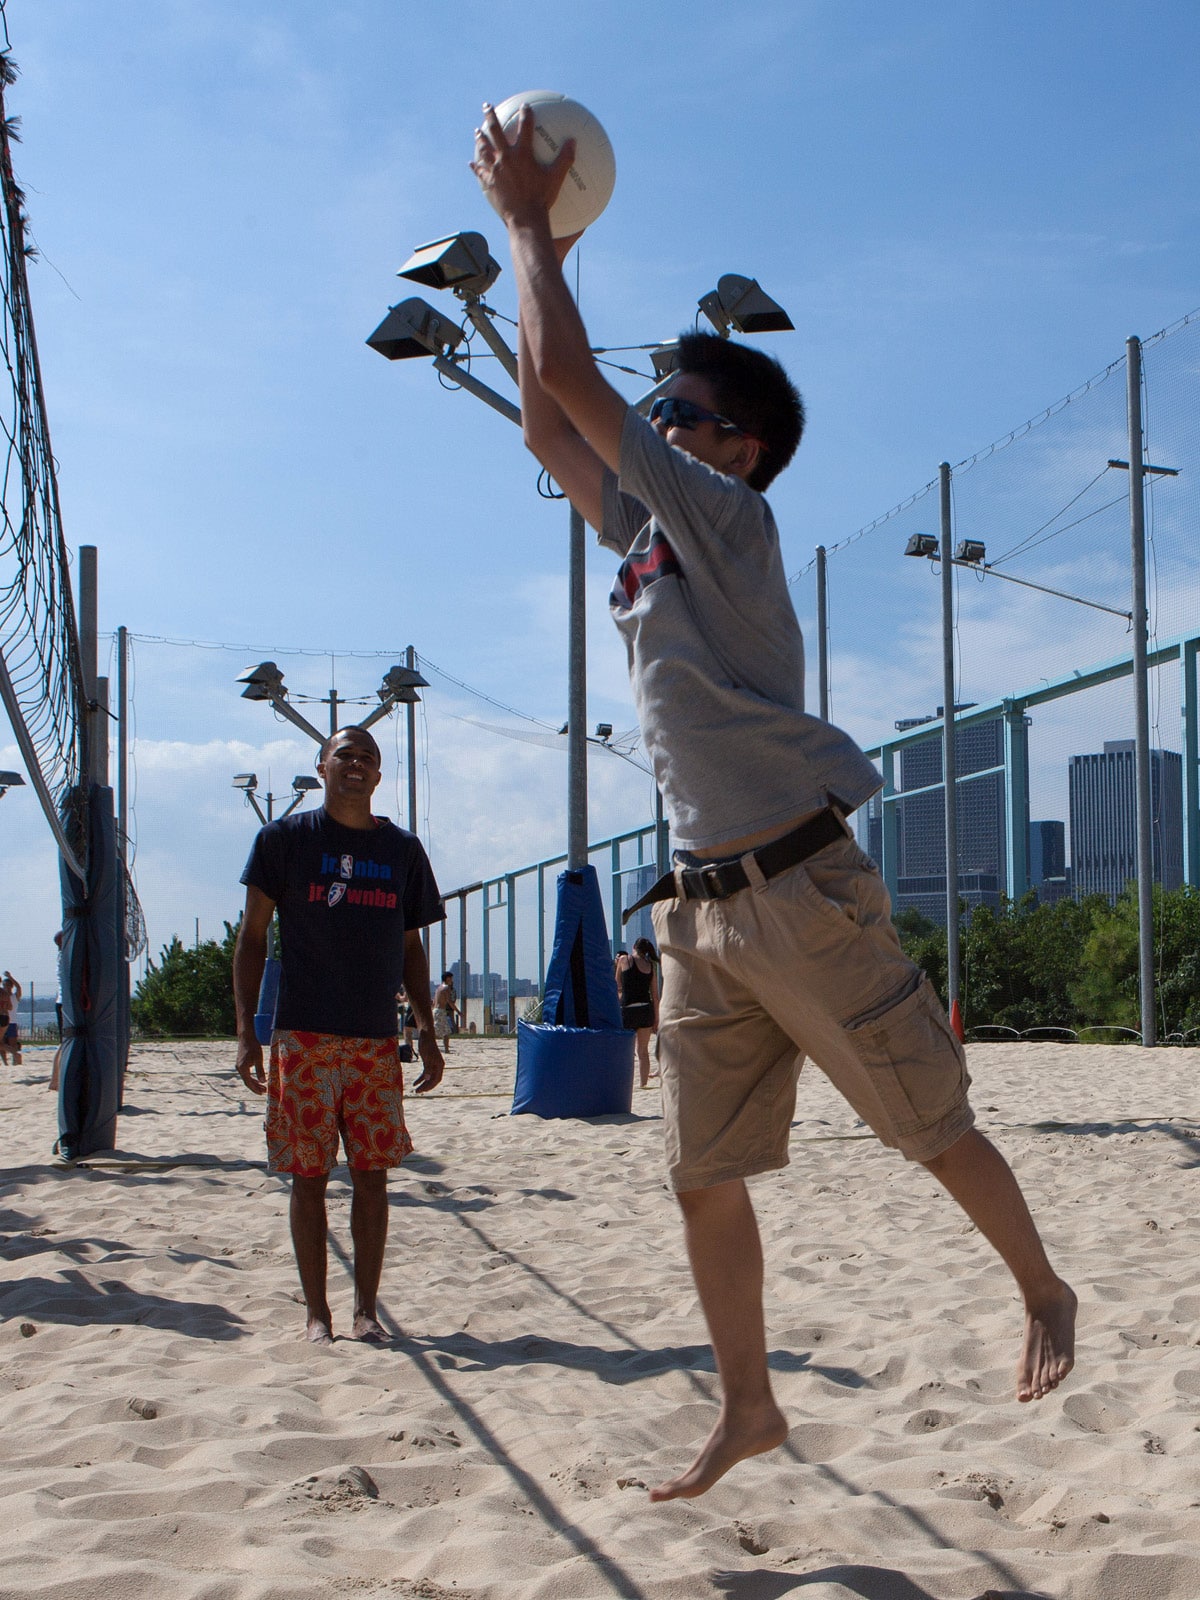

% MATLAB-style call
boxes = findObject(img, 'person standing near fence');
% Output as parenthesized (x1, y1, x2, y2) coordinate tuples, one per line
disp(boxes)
(473, 105, 1076, 1502)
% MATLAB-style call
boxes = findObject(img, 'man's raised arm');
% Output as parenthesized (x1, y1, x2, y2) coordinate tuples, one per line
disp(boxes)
(472, 105, 629, 514)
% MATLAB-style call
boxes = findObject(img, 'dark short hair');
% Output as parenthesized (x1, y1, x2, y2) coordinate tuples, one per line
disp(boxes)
(442, 971, 454, 983)
(318, 726, 382, 765)
(675, 331, 805, 491)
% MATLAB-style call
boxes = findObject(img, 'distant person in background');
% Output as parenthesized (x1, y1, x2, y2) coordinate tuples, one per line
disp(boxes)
(54, 931, 64, 1040)
(396, 986, 418, 1062)
(0, 970, 22, 1066)
(49, 933, 65, 1092)
(616, 937, 659, 1088)
(433, 972, 459, 1053)
(234, 725, 445, 1345)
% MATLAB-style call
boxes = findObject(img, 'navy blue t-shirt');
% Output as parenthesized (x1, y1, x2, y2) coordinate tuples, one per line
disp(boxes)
(240, 807, 444, 1038)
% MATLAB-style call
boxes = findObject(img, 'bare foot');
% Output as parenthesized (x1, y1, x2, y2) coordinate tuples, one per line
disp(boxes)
(351, 1312, 390, 1344)
(648, 1400, 788, 1502)
(306, 1315, 334, 1345)
(1017, 1279, 1077, 1401)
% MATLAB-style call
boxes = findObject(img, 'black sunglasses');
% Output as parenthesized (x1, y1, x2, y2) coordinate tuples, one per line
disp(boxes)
(649, 396, 745, 435)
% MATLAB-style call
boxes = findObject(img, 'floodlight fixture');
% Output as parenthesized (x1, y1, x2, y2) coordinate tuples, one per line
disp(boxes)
(366, 297, 465, 362)
(698, 274, 794, 338)
(904, 532, 939, 559)
(399, 233, 502, 299)
(379, 664, 429, 698)
(237, 661, 286, 702)
(232, 772, 258, 790)
(595, 723, 613, 741)
(292, 776, 320, 793)
(0, 768, 24, 797)
(955, 540, 987, 564)
(650, 342, 681, 379)
(234, 663, 326, 744)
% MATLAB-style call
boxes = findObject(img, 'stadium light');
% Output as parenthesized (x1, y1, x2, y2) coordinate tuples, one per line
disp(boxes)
(698, 274, 794, 338)
(0, 768, 24, 798)
(236, 662, 326, 744)
(232, 772, 317, 826)
(904, 532, 939, 559)
(399, 233, 502, 299)
(650, 342, 681, 379)
(366, 297, 464, 363)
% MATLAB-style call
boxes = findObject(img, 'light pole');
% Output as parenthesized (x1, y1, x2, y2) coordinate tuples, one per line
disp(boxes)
(236, 660, 428, 824)
(905, 434, 1177, 1042)
(232, 772, 320, 825)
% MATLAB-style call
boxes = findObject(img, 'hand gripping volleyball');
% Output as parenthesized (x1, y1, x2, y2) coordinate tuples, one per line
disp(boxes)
(484, 90, 616, 238)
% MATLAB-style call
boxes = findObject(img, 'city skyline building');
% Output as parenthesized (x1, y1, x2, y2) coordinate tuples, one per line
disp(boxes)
(1068, 740, 1183, 900)
(884, 712, 1025, 928)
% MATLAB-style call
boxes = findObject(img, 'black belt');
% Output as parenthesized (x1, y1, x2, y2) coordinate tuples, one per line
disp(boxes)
(622, 807, 846, 925)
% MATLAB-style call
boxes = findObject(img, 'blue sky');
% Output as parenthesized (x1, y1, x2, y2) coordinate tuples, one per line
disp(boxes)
(2, 0, 1198, 991)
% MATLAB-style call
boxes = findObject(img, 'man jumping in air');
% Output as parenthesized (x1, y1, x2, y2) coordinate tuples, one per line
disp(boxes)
(472, 104, 1076, 1501)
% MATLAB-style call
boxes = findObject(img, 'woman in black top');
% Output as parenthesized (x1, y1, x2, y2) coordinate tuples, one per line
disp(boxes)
(615, 937, 660, 1089)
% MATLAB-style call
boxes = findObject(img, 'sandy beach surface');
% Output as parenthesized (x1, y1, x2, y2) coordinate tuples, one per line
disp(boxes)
(2, 1036, 1198, 1600)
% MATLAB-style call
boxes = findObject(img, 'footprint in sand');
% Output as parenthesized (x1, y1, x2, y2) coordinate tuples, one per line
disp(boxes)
(1062, 1393, 1133, 1435)
(903, 1407, 956, 1434)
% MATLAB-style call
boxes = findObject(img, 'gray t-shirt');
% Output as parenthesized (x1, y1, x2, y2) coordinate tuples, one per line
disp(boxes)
(600, 408, 881, 853)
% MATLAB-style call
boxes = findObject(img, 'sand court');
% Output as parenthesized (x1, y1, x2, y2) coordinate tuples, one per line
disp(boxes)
(1, 1037, 1199, 1599)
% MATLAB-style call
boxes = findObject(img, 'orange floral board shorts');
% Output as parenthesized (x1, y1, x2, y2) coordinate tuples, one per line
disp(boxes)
(265, 1030, 413, 1176)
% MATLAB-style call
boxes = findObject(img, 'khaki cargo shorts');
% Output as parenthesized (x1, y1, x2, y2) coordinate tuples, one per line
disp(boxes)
(652, 831, 973, 1192)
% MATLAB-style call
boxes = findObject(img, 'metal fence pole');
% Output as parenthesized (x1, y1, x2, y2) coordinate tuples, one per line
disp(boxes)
(458, 892, 468, 1028)
(1126, 336, 1156, 1045)
(567, 505, 588, 869)
(816, 543, 829, 721)
(506, 873, 516, 1029)
(1183, 638, 1199, 888)
(939, 465, 961, 1014)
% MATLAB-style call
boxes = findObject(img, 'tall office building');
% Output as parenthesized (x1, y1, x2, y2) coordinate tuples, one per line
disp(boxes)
(1069, 740, 1183, 900)
(1029, 820, 1066, 883)
(887, 713, 1021, 927)
(1029, 819, 1070, 904)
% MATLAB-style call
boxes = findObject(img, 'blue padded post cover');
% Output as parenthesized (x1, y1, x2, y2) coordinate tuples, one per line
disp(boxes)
(57, 785, 121, 1157)
(512, 1021, 634, 1118)
(255, 956, 281, 1046)
(541, 865, 622, 1029)
(512, 864, 633, 1117)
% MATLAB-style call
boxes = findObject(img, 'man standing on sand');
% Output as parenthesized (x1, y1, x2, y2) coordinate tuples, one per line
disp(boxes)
(234, 726, 445, 1344)
(433, 971, 459, 1053)
(472, 104, 1076, 1500)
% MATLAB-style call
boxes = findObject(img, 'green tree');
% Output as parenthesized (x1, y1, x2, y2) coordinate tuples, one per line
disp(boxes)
(1072, 883, 1200, 1036)
(132, 920, 240, 1036)
(892, 907, 947, 1002)
(962, 893, 1106, 1033)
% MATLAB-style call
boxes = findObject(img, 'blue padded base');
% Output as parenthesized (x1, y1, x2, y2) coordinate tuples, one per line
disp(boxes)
(512, 1021, 635, 1119)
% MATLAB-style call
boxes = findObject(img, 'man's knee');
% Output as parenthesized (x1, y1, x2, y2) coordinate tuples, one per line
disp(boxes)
(675, 1177, 747, 1219)
(291, 1173, 329, 1206)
